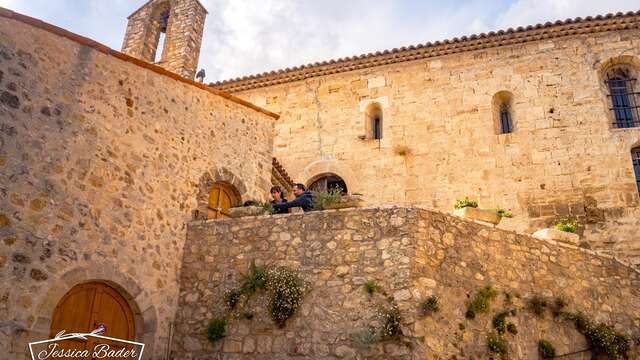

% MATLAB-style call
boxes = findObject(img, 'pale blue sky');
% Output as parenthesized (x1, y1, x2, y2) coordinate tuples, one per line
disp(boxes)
(2, 0, 639, 81)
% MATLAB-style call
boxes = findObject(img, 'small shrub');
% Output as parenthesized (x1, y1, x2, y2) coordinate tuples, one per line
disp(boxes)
(260, 201, 275, 215)
(551, 297, 567, 318)
(466, 286, 498, 319)
(454, 196, 478, 210)
(224, 289, 241, 309)
(379, 305, 402, 339)
(492, 207, 514, 218)
(266, 266, 305, 328)
(566, 311, 629, 359)
(313, 187, 343, 210)
(555, 218, 577, 233)
(506, 323, 517, 335)
(527, 295, 547, 318)
(240, 261, 267, 294)
(363, 280, 381, 295)
(492, 311, 509, 334)
(487, 333, 508, 358)
(206, 318, 226, 343)
(538, 339, 556, 359)
(419, 295, 439, 316)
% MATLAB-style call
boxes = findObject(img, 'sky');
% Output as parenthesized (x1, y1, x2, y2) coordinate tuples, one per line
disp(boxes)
(1, 0, 639, 82)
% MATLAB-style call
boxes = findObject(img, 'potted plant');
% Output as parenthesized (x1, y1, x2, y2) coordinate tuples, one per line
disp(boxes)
(314, 189, 364, 210)
(229, 201, 274, 218)
(532, 217, 580, 244)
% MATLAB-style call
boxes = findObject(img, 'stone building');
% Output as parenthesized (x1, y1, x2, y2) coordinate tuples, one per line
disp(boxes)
(214, 12, 640, 266)
(1, 2, 640, 360)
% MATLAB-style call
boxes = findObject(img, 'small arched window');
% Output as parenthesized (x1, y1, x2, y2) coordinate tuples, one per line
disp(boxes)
(308, 173, 348, 194)
(492, 91, 514, 134)
(632, 147, 640, 193)
(146, 2, 171, 64)
(364, 103, 383, 140)
(605, 67, 639, 128)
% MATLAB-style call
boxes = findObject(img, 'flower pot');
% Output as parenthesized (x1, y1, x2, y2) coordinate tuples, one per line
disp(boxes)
(323, 195, 364, 210)
(532, 228, 580, 245)
(453, 207, 501, 225)
(229, 206, 266, 218)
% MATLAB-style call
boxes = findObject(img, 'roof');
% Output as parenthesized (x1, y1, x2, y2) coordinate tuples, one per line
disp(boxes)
(272, 158, 294, 188)
(211, 11, 640, 93)
(128, 0, 208, 19)
(0, 7, 276, 119)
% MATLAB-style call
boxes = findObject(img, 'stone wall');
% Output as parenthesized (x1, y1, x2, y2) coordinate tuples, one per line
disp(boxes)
(229, 23, 640, 265)
(175, 207, 640, 359)
(0, 11, 274, 359)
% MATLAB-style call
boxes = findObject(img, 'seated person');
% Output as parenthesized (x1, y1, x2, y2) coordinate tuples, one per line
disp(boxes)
(270, 186, 287, 206)
(273, 183, 314, 213)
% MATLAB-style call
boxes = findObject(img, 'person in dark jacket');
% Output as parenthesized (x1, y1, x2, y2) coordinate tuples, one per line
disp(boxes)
(270, 186, 287, 206)
(273, 183, 314, 213)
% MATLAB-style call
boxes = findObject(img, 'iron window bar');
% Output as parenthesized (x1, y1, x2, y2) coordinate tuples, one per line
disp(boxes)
(606, 78, 640, 128)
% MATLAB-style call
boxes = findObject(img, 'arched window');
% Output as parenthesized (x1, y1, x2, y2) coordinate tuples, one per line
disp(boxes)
(492, 91, 514, 134)
(364, 103, 383, 140)
(632, 147, 640, 193)
(308, 173, 348, 194)
(146, 2, 171, 64)
(605, 67, 639, 128)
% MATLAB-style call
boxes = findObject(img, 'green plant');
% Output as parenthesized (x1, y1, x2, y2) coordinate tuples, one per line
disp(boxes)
(551, 297, 567, 318)
(554, 218, 578, 233)
(379, 305, 402, 339)
(260, 201, 275, 214)
(565, 311, 630, 359)
(206, 318, 226, 342)
(492, 207, 513, 218)
(224, 289, 241, 309)
(492, 311, 509, 334)
(352, 326, 379, 346)
(352, 192, 363, 196)
(454, 196, 478, 210)
(240, 261, 267, 294)
(266, 266, 305, 328)
(527, 295, 547, 318)
(363, 280, 381, 295)
(538, 339, 556, 359)
(506, 323, 517, 335)
(466, 286, 498, 319)
(487, 333, 508, 358)
(419, 295, 439, 316)
(313, 187, 343, 210)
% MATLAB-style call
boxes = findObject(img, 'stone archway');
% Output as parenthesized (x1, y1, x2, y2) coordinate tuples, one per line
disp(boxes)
(301, 159, 357, 194)
(194, 167, 249, 220)
(33, 264, 157, 352)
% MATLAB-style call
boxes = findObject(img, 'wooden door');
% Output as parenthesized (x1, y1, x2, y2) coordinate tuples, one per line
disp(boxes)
(50, 282, 136, 358)
(208, 183, 238, 219)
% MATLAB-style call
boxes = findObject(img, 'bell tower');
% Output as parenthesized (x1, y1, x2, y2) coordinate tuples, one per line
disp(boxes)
(121, 0, 207, 79)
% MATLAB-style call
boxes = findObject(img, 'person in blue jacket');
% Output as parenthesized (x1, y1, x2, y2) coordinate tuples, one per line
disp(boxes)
(273, 183, 314, 213)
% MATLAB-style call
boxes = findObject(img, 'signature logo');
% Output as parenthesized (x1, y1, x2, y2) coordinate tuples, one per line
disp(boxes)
(28, 328, 144, 359)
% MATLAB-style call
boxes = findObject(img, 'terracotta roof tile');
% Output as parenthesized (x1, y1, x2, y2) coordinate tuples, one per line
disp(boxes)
(211, 11, 640, 92)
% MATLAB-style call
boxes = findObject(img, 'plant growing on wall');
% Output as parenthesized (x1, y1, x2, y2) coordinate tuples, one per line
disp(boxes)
(554, 218, 577, 233)
(419, 295, 440, 316)
(465, 285, 498, 319)
(266, 266, 306, 328)
(454, 197, 478, 210)
(363, 280, 381, 295)
(538, 339, 556, 359)
(565, 311, 630, 359)
(206, 318, 226, 343)
(224, 289, 241, 309)
(379, 304, 402, 339)
(491, 207, 513, 218)
(527, 295, 547, 318)
(487, 333, 508, 358)
(240, 261, 267, 294)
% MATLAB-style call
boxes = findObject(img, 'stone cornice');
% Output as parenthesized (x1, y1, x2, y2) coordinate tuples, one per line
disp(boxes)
(211, 11, 640, 93)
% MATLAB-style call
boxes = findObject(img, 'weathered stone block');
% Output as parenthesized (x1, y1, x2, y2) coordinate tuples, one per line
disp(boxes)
(453, 207, 501, 225)
(532, 228, 580, 245)
(229, 206, 267, 218)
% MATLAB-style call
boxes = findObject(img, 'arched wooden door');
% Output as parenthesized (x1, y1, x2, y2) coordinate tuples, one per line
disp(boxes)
(208, 182, 239, 219)
(50, 282, 135, 357)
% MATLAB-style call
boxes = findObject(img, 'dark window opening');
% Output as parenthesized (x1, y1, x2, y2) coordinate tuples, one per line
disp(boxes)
(500, 104, 513, 134)
(633, 148, 640, 193)
(607, 77, 639, 128)
(373, 117, 382, 140)
(309, 174, 348, 194)
(154, 9, 170, 63)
